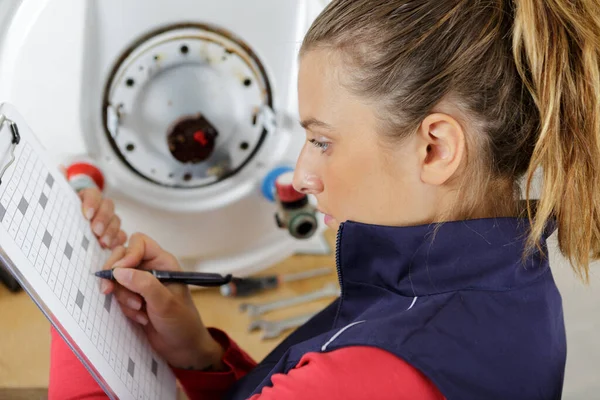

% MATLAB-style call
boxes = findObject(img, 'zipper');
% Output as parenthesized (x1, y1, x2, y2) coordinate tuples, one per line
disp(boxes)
(335, 222, 344, 290)
(332, 222, 345, 328)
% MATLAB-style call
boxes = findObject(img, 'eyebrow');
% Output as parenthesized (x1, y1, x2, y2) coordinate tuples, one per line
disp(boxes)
(299, 118, 333, 131)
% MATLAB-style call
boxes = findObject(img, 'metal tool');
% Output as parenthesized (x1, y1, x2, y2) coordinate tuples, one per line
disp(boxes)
(220, 266, 333, 297)
(239, 283, 340, 317)
(249, 312, 317, 340)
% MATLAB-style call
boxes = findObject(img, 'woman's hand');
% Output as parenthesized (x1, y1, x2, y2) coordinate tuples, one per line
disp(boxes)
(78, 187, 127, 249)
(101, 233, 225, 371)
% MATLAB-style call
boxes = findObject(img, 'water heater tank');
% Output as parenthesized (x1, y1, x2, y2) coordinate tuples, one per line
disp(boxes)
(0, 0, 332, 278)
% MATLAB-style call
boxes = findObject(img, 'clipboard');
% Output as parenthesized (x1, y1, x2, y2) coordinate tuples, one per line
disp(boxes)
(0, 103, 177, 400)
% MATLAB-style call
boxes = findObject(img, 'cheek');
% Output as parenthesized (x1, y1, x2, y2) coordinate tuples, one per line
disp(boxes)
(321, 147, 381, 213)
(323, 142, 419, 223)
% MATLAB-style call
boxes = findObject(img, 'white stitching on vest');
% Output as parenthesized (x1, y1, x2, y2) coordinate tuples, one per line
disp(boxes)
(321, 297, 417, 351)
(407, 296, 418, 310)
(321, 320, 366, 351)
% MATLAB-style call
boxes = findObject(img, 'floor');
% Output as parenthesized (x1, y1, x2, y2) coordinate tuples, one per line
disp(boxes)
(1, 230, 599, 399)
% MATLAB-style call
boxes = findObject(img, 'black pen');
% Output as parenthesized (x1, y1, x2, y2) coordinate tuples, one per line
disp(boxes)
(94, 269, 233, 287)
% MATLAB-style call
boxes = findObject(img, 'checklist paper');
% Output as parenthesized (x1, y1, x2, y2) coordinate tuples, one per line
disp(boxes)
(0, 104, 176, 400)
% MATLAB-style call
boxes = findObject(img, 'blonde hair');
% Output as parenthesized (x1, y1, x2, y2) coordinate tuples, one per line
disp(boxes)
(301, 0, 600, 281)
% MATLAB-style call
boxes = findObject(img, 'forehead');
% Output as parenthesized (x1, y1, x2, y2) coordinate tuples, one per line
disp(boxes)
(298, 50, 344, 116)
(298, 50, 377, 132)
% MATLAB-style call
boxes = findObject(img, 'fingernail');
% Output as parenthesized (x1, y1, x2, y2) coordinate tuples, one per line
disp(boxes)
(112, 268, 131, 283)
(100, 280, 108, 294)
(136, 314, 149, 325)
(102, 235, 112, 248)
(85, 208, 94, 220)
(128, 297, 142, 310)
(93, 223, 104, 236)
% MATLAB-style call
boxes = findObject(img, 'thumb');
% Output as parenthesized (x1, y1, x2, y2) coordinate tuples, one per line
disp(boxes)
(112, 268, 171, 313)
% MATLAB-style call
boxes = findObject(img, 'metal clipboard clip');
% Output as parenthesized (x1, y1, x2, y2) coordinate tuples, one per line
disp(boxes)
(0, 114, 21, 185)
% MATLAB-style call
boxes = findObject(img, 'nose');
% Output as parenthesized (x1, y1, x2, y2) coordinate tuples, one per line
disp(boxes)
(293, 171, 323, 195)
(293, 158, 323, 195)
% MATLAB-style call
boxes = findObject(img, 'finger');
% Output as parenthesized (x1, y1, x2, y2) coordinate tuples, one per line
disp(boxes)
(99, 246, 126, 294)
(102, 246, 126, 270)
(113, 285, 144, 311)
(113, 233, 180, 272)
(79, 188, 102, 221)
(119, 304, 149, 326)
(91, 198, 115, 237)
(100, 216, 121, 248)
(111, 230, 127, 249)
(112, 268, 173, 314)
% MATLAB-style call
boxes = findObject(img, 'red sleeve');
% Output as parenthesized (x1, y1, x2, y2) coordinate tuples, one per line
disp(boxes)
(49, 327, 109, 400)
(173, 328, 257, 400)
(247, 347, 446, 400)
(48, 327, 257, 400)
(50, 327, 444, 400)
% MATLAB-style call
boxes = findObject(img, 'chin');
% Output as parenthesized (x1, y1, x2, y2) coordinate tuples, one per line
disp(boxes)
(324, 214, 340, 230)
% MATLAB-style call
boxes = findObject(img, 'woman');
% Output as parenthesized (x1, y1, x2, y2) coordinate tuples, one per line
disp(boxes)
(50, 0, 600, 399)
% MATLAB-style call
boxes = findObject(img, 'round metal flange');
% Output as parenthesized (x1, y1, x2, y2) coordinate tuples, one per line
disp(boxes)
(103, 23, 274, 188)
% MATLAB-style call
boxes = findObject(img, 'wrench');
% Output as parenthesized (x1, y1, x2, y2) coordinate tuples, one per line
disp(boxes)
(239, 283, 340, 317)
(249, 312, 317, 340)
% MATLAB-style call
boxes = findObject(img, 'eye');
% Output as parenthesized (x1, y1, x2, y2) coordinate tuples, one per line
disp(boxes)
(308, 139, 330, 153)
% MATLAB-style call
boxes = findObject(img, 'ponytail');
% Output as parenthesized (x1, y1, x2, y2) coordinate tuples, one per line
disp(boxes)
(513, 0, 600, 281)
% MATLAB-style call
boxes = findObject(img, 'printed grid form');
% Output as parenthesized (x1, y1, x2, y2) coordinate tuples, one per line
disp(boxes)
(0, 142, 166, 400)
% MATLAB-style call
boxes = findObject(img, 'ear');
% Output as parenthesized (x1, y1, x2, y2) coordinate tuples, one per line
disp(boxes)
(417, 113, 465, 186)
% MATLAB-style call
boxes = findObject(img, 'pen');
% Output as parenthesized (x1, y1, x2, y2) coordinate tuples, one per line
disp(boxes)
(94, 269, 233, 287)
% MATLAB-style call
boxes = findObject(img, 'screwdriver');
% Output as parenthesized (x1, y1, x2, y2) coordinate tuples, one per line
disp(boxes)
(219, 266, 333, 297)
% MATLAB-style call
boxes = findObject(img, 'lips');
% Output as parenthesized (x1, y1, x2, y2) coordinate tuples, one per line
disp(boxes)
(317, 208, 334, 225)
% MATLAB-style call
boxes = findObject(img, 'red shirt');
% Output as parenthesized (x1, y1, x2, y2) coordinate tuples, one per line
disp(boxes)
(49, 328, 445, 400)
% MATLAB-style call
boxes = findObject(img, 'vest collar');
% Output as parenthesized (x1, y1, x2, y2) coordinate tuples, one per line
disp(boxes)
(336, 217, 556, 297)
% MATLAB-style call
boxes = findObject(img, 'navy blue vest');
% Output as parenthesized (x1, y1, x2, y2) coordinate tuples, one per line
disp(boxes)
(226, 218, 566, 399)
